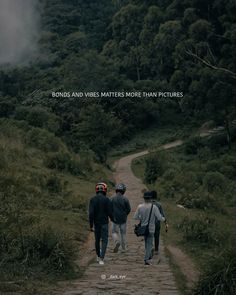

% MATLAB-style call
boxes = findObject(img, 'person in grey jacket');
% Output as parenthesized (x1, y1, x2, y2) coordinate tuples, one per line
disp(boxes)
(134, 191, 165, 265)
(111, 183, 131, 253)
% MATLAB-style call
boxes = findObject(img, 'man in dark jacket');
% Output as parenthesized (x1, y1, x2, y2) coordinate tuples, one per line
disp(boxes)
(111, 183, 131, 253)
(151, 190, 168, 253)
(89, 182, 113, 265)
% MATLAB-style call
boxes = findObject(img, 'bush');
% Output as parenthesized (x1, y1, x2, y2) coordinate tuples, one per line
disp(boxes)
(219, 165, 236, 179)
(163, 168, 176, 181)
(25, 227, 75, 273)
(206, 159, 222, 172)
(46, 175, 63, 193)
(185, 136, 204, 154)
(203, 172, 226, 193)
(178, 216, 222, 246)
(194, 247, 236, 295)
(26, 128, 62, 152)
(45, 152, 81, 175)
(0, 101, 15, 117)
(207, 133, 228, 149)
(144, 153, 167, 184)
(177, 188, 222, 211)
(0, 226, 75, 276)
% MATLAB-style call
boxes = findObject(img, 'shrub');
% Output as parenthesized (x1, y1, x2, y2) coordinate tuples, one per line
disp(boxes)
(219, 165, 236, 179)
(26, 107, 50, 128)
(203, 172, 226, 192)
(185, 136, 204, 154)
(0, 101, 15, 117)
(177, 188, 222, 212)
(26, 128, 62, 152)
(0, 226, 75, 276)
(144, 153, 167, 184)
(178, 216, 222, 246)
(207, 133, 228, 149)
(45, 152, 81, 175)
(206, 159, 222, 172)
(163, 168, 176, 181)
(194, 247, 236, 295)
(46, 175, 63, 193)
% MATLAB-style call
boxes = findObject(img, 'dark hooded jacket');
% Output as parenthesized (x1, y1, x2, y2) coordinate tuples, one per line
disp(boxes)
(111, 192, 131, 224)
(89, 193, 113, 227)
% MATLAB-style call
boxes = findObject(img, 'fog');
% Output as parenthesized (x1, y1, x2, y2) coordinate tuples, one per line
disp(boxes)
(0, 0, 39, 64)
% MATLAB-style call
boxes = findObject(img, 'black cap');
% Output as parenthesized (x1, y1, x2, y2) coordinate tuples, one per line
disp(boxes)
(150, 190, 157, 199)
(143, 191, 152, 199)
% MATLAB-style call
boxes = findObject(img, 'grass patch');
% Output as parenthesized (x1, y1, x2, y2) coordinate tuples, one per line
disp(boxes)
(0, 119, 113, 293)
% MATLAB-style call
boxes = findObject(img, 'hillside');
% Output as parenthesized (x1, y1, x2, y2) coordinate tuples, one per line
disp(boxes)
(0, 119, 112, 294)
(0, 0, 236, 294)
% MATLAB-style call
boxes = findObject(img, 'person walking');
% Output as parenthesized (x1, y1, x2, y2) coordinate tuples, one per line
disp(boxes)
(111, 183, 131, 253)
(134, 191, 166, 265)
(151, 190, 168, 254)
(89, 182, 113, 265)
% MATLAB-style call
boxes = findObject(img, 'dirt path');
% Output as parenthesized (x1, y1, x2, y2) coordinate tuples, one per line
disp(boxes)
(62, 150, 179, 295)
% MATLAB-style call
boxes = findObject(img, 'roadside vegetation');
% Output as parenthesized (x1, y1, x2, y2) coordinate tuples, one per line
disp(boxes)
(0, 119, 112, 294)
(132, 131, 236, 295)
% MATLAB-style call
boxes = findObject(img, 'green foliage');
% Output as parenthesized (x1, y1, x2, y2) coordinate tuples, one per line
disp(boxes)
(178, 216, 222, 246)
(177, 188, 222, 211)
(144, 153, 167, 184)
(185, 136, 204, 154)
(15, 106, 61, 134)
(203, 172, 226, 193)
(70, 104, 123, 162)
(194, 248, 236, 295)
(46, 175, 63, 194)
(26, 128, 63, 152)
(45, 152, 81, 176)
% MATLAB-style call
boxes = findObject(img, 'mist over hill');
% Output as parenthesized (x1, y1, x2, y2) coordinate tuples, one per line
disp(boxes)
(0, 0, 39, 64)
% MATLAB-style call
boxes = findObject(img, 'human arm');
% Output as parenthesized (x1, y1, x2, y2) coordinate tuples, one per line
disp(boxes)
(89, 198, 94, 230)
(107, 198, 114, 222)
(125, 198, 131, 215)
(133, 205, 141, 222)
(154, 205, 165, 222)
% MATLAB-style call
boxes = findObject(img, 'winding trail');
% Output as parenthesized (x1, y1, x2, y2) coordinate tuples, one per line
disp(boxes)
(63, 149, 180, 295)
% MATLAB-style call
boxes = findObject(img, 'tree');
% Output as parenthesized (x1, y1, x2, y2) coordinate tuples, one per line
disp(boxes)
(70, 104, 123, 163)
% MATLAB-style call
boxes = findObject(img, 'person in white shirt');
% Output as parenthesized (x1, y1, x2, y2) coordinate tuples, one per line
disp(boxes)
(134, 191, 165, 265)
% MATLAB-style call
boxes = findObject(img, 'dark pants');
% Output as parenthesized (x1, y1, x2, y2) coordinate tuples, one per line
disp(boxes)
(94, 223, 108, 259)
(154, 223, 161, 251)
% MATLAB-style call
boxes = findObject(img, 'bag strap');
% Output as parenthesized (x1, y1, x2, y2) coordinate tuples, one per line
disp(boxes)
(147, 204, 153, 227)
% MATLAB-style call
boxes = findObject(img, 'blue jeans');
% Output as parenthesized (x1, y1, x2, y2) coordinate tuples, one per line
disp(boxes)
(112, 222, 127, 249)
(144, 233, 154, 261)
(94, 224, 108, 259)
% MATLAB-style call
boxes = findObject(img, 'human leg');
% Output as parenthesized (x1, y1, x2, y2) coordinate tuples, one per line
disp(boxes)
(154, 224, 161, 252)
(94, 224, 101, 258)
(144, 233, 154, 262)
(112, 222, 120, 252)
(120, 223, 127, 250)
(100, 223, 108, 259)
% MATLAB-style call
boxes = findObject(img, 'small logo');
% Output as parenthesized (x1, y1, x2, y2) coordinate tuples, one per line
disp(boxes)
(101, 274, 106, 280)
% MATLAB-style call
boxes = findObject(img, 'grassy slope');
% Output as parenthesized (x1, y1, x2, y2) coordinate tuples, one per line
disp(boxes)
(132, 136, 236, 293)
(0, 119, 113, 294)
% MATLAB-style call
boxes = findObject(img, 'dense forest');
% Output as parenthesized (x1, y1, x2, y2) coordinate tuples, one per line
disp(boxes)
(1, 0, 236, 160)
(0, 0, 236, 293)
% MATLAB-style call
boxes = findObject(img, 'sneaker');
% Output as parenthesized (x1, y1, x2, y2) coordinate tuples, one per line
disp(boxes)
(113, 242, 120, 253)
(97, 256, 100, 262)
(144, 260, 152, 266)
(99, 259, 104, 265)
